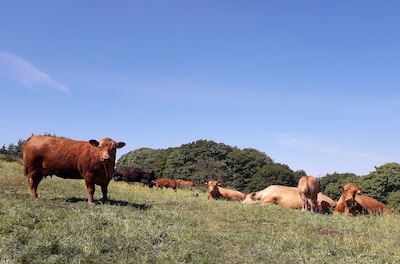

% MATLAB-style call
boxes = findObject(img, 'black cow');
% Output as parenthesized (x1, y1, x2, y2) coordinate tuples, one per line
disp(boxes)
(113, 167, 155, 187)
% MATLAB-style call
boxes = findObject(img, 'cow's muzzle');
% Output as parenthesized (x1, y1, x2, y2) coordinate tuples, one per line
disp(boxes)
(101, 156, 110, 162)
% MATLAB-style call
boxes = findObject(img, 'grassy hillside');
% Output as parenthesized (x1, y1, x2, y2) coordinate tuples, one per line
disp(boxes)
(1, 160, 399, 263)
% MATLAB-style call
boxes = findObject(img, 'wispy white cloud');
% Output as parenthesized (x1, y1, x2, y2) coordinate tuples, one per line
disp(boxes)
(0, 52, 69, 93)
(274, 133, 382, 161)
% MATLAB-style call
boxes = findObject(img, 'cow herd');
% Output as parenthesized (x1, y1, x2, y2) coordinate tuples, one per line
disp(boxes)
(22, 135, 390, 216)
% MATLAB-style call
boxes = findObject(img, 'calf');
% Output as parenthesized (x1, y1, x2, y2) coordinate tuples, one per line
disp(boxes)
(204, 180, 246, 201)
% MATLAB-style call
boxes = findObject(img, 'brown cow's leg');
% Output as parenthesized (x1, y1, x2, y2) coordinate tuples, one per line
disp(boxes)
(100, 184, 109, 204)
(85, 182, 95, 204)
(28, 171, 43, 200)
(301, 194, 307, 212)
(310, 197, 318, 213)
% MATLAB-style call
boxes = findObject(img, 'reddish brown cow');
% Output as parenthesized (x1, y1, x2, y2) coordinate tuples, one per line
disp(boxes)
(23, 135, 125, 204)
(175, 179, 197, 187)
(204, 180, 246, 201)
(334, 183, 389, 216)
(153, 178, 178, 192)
(298, 175, 321, 212)
(242, 185, 336, 213)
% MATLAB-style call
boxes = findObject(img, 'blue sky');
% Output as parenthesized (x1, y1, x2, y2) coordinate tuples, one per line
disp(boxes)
(1, 1, 400, 177)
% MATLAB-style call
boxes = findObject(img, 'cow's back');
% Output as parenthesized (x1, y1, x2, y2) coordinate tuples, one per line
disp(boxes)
(217, 186, 246, 201)
(354, 195, 389, 215)
(253, 185, 302, 208)
(24, 136, 94, 175)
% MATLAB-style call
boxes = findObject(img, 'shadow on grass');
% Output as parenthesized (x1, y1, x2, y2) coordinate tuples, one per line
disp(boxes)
(50, 197, 152, 210)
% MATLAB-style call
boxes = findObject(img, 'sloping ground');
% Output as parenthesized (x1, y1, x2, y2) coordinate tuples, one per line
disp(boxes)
(0, 161, 399, 264)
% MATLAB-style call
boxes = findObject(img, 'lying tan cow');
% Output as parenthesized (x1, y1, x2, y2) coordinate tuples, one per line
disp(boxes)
(242, 185, 336, 213)
(298, 175, 321, 212)
(153, 178, 177, 192)
(204, 180, 246, 201)
(334, 183, 389, 216)
(175, 179, 197, 187)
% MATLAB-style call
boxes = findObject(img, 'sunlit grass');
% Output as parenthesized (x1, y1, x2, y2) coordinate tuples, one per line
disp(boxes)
(1, 161, 400, 263)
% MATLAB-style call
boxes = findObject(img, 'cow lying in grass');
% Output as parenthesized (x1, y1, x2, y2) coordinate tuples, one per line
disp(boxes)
(334, 183, 389, 216)
(242, 185, 336, 213)
(204, 180, 246, 201)
(176, 179, 197, 187)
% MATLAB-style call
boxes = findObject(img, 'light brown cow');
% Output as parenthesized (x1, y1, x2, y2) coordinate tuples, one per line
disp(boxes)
(153, 178, 178, 192)
(175, 179, 197, 187)
(334, 183, 389, 216)
(23, 135, 125, 204)
(242, 185, 336, 213)
(298, 175, 321, 212)
(204, 180, 246, 201)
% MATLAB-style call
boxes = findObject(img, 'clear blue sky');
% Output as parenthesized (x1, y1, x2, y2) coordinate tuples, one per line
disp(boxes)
(1, 1, 400, 177)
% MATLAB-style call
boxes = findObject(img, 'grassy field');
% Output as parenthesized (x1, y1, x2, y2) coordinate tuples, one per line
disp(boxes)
(1, 160, 399, 264)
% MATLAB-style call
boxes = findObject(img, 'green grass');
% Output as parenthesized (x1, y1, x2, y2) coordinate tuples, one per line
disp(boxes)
(1, 160, 399, 263)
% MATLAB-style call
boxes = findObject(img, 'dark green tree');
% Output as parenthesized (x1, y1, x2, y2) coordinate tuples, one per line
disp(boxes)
(245, 162, 295, 193)
(227, 147, 272, 191)
(1, 144, 7, 154)
(359, 162, 400, 203)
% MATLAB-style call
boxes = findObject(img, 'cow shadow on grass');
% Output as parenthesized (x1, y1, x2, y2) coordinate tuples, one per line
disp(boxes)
(50, 197, 152, 210)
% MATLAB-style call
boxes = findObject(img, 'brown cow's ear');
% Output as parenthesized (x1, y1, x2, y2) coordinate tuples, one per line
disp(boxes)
(357, 188, 364, 193)
(204, 180, 208, 185)
(89, 140, 99, 147)
(217, 182, 222, 186)
(338, 186, 344, 191)
(116, 142, 126, 148)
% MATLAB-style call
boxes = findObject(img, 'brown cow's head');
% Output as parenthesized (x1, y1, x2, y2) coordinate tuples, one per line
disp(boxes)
(89, 138, 126, 162)
(338, 183, 363, 208)
(204, 180, 222, 193)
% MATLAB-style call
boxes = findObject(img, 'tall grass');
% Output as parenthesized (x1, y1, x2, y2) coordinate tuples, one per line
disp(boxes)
(1, 160, 399, 263)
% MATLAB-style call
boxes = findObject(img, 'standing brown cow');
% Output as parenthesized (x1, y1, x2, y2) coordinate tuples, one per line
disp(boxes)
(153, 178, 178, 192)
(298, 175, 321, 212)
(23, 135, 125, 204)
(204, 180, 246, 201)
(334, 183, 389, 216)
